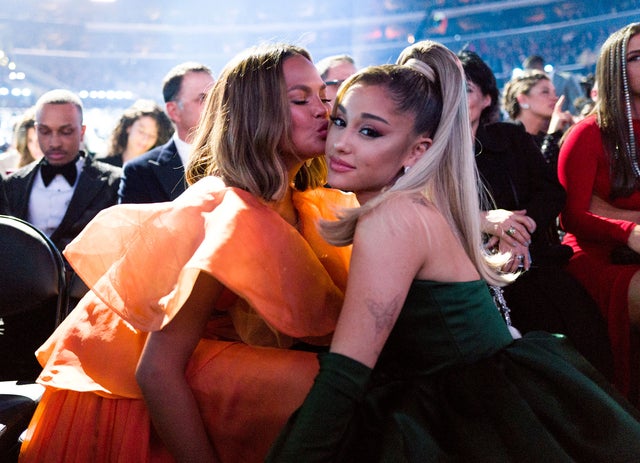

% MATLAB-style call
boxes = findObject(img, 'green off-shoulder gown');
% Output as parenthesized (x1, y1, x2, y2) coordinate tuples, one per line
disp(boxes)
(269, 280, 640, 462)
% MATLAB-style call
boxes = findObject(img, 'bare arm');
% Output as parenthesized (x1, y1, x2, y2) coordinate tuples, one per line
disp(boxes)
(330, 197, 463, 367)
(136, 271, 223, 463)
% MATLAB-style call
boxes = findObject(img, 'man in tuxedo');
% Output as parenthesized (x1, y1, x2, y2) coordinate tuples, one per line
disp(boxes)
(118, 62, 214, 203)
(4, 89, 121, 252)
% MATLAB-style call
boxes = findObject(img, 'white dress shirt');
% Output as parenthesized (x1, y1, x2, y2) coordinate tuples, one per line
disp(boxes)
(173, 133, 191, 168)
(28, 156, 85, 237)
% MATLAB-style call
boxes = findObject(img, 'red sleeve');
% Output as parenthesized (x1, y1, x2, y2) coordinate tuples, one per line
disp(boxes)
(558, 116, 635, 243)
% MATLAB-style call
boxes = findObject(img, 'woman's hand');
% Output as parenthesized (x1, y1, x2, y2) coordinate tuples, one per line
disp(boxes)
(548, 95, 575, 134)
(481, 209, 536, 247)
(498, 239, 532, 273)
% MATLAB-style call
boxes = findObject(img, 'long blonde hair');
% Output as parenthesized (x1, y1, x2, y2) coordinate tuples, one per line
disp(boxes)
(322, 40, 508, 286)
(595, 22, 640, 199)
(186, 43, 327, 200)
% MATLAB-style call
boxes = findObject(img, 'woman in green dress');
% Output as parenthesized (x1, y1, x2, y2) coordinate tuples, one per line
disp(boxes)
(267, 40, 640, 462)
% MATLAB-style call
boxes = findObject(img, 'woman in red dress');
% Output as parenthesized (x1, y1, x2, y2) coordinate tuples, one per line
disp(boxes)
(558, 22, 640, 403)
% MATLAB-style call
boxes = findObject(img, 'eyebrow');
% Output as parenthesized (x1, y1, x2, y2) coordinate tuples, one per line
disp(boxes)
(37, 123, 76, 130)
(337, 104, 390, 125)
(288, 84, 313, 92)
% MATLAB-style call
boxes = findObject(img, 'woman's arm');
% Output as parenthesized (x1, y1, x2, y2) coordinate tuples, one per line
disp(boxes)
(136, 271, 223, 463)
(267, 197, 434, 462)
(558, 119, 635, 243)
(590, 194, 640, 223)
(330, 199, 430, 367)
(590, 194, 640, 253)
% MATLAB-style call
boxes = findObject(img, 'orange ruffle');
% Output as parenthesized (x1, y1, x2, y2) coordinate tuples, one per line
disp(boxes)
(35, 177, 356, 397)
(21, 340, 319, 463)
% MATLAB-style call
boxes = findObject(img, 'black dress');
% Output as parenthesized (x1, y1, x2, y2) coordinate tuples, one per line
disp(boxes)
(268, 280, 640, 462)
(476, 122, 614, 380)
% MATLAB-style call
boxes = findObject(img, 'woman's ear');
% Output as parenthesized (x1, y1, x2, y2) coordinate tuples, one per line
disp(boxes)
(516, 93, 529, 106)
(482, 94, 492, 111)
(404, 136, 432, 169)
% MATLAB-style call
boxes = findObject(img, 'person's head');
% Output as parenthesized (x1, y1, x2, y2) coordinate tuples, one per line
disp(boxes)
(162, 62, 215, 143)
(325, 64, 437, 204)
(594, 22, 640, 198)
(34, 89, 85, 166)
(522, 54, 545, 72)
(13, 107, 44, 167)
(316, 54, 358, 102)
(502, 70, 557, 122)
(187, 43, 331, 201)
(457, 50, 500, 131)
(107, 99, 174, 161)
(322, 40, 505, 285)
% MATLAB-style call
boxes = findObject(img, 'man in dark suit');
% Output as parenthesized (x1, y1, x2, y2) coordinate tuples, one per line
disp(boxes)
(119, 62, 214, 203)
(0, 172, 8, 215)
(4, 89, 121, 252)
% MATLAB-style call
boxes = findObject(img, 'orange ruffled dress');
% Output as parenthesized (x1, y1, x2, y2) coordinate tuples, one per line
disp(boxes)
(19, 176, 356, 463)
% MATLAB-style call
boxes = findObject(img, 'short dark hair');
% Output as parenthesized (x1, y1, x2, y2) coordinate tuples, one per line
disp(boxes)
(458, 50, 500, 126)
(162, 62, 213, 103)
(523, 55, 545, 71)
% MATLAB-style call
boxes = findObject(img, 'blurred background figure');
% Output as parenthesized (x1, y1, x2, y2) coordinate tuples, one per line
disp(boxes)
(98, 99, 173, 167)
(315, 54, 357, 103)
(522, 54, 584, 115)
(503, 69, 575, 167)
(3, 89, 121, 252)
(118, 62, 214, 204)
(0, 107, 44, 175)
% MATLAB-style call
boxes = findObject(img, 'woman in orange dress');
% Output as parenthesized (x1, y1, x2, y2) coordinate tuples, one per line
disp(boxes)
(19, 43, 356, 463)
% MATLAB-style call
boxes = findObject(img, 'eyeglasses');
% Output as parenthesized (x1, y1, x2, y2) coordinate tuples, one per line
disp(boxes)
(324, 80, 345, 87)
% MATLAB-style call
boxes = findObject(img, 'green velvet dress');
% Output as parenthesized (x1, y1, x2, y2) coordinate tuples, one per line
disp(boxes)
(269, 280, 640, 462)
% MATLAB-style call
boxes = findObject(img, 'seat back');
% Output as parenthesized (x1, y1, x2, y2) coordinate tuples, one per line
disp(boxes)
(0, 215, 68, 381)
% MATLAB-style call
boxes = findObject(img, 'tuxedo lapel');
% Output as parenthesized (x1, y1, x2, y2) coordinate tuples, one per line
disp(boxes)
(151, 141, 186, 201)
(6, 162, 40, 219)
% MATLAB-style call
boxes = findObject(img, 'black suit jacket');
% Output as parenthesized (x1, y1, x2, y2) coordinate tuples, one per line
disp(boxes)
(0, 172, 8, 215)
(475, 121, 567, 262)
(4, 154, 121, 251)
(118, 140, 186, 204)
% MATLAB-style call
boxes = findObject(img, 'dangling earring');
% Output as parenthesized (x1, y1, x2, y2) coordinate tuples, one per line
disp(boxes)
(521, 103, 530, 109)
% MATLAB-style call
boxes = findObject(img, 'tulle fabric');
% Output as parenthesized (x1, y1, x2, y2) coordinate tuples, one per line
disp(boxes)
(21, 340, 319, 463)
(19, 177, 356, 462)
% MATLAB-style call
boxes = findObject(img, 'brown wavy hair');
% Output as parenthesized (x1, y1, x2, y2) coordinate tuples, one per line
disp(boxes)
(186, 43, 327, 200)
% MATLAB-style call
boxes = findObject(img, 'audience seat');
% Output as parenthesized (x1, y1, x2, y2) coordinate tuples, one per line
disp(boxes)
(0, 215, 70, 461)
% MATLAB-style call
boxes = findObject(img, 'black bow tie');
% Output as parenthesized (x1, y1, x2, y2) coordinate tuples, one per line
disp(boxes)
(40, 159, 78, 187)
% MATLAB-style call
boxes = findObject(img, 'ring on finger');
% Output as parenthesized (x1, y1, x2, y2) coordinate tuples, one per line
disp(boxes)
(516, 254, 524, 260)
(506, 227, 516, 237)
